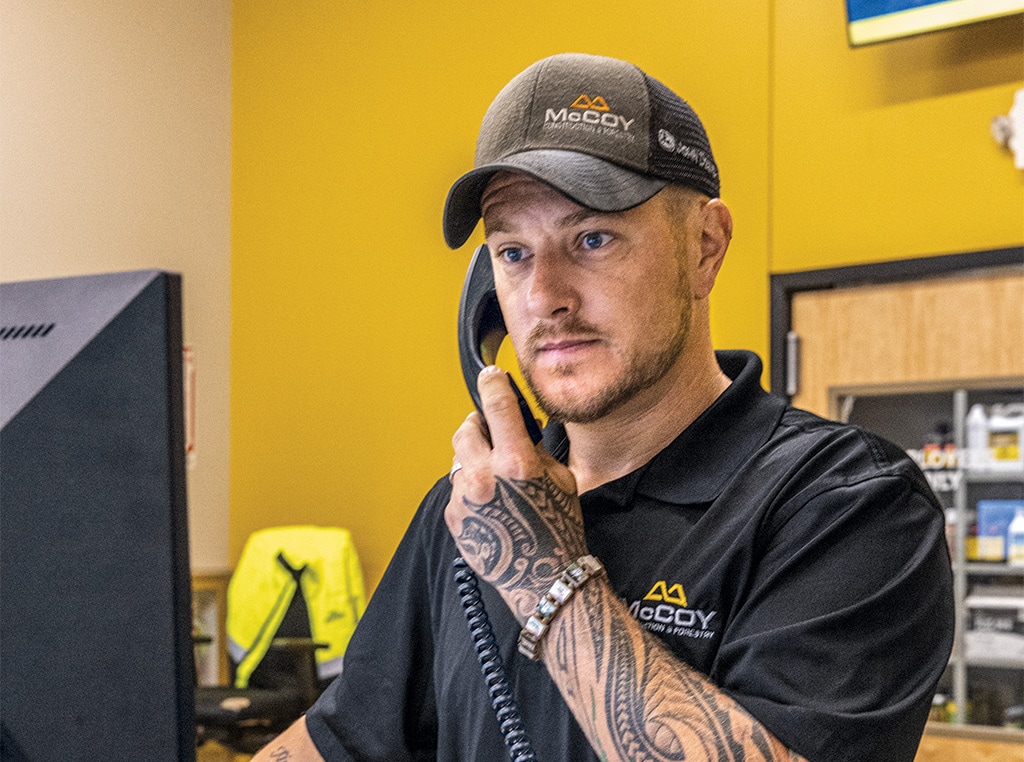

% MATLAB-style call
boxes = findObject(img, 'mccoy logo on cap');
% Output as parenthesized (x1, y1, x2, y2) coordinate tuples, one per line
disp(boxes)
(443, 52, 720, 249)
(571, 94, 610, 110)
(544, 93, 637, 137)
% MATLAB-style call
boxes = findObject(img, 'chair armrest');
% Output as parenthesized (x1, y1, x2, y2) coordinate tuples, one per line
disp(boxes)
(267, 636, 328, 651)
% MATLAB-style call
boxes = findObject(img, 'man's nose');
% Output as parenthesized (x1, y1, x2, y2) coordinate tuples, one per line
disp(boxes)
(525, 250, 579, 319)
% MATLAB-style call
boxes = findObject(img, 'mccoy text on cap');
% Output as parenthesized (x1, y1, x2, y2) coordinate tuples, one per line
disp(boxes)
(443, 53, 721, 249)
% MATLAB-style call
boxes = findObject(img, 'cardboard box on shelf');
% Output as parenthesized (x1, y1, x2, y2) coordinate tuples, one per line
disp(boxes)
(965, 588, 1024, 662)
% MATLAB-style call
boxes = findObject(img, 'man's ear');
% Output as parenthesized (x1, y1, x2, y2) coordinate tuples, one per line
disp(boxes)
(694, 199, 732, 299)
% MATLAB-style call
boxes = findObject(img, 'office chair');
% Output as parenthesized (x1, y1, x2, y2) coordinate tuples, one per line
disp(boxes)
(195, 526, 365, 754)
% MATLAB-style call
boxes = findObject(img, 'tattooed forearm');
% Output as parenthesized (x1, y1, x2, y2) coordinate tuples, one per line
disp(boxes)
(458, 474, 587, 619)
(550, 583, 807, 762)
(447, 454, 804, 759)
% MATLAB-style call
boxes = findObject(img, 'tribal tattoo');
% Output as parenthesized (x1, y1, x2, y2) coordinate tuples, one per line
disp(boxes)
(457, 473, 587, 621)
(453, 471, 804, 760)
(551, 584, 808, 762)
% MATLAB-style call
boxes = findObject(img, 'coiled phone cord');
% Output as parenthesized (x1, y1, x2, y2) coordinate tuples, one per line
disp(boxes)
(453, 557, 538, 762)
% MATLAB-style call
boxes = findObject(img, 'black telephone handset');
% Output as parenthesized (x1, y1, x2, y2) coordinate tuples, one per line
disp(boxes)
(457, 244, 544, 445)
(454, 243, 539, 762)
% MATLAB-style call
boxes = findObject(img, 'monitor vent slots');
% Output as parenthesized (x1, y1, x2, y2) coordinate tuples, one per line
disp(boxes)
(0, 324, 56, 340)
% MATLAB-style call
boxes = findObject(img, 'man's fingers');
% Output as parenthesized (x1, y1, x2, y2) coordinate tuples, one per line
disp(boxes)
(452, 409, 509, 505)
(476, 366, 540, 474)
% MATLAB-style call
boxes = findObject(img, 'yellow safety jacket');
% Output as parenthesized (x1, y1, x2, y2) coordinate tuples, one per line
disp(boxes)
(226, 525, 365, 688)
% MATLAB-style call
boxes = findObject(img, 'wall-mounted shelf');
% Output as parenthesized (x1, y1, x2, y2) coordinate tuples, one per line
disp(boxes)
(963, 563, 1024, 577)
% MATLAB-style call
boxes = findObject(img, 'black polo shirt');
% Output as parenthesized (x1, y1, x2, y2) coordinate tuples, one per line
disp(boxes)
(306, 350, 954, 762)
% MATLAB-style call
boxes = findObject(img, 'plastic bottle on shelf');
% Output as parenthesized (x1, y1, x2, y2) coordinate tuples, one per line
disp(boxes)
(965, 404, 989, 472)
(923, 421, 956, 471)
(944, 509, 957, 560)
(929, 694, 951, 723)
(987, 403, 1024, 473)
(1008, 508, 1024, 567)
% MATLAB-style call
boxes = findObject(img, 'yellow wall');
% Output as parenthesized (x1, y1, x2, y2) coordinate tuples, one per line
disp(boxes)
(231, 2, 1024, 592)
(773, 7, 1023, 270)
(231, 0, 771, 591)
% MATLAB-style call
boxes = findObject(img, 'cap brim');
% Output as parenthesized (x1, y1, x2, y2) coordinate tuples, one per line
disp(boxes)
(442, 149, 667, 249)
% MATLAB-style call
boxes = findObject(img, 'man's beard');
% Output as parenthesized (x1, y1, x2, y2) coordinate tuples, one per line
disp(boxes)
(521, 307, 692, 425)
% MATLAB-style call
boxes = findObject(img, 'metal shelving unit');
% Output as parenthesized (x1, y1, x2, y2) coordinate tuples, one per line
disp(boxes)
(837, 381, 1024, 733)
(949, 389, 1024, 726)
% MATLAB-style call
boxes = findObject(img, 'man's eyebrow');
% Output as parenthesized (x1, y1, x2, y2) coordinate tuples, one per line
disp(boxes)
(482, 216, 511, 236)
(483, 208, 609, 237)
(558, 208, 607, 228)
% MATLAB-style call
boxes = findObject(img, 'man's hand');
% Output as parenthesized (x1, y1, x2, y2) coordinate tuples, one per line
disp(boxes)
(444, 374, 809, 762)
(445, 366, 586, 622)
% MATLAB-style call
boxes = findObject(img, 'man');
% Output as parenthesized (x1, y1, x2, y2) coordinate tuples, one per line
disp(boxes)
(254, 53, 954, 761)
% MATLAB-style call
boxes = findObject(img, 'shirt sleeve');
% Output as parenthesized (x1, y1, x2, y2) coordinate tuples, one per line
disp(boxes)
(712, 467, 955, 762)
(304, 483, 444, 762)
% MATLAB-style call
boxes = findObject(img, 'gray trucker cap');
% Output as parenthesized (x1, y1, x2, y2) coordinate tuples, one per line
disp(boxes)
(443, 53, 720, 248)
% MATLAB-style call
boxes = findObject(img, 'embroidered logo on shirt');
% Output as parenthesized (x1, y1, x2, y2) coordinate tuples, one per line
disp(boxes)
(627, 579, 717, 640)
(643, 580, 688, 606)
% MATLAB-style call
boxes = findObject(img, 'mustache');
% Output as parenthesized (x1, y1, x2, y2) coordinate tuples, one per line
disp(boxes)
(523, 317, 603, 353)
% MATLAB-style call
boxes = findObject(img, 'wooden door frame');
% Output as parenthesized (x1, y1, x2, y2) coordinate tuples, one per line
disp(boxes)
(768, 246, 1024, 399)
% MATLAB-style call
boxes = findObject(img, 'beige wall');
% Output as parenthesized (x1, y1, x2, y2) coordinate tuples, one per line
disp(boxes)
(0, 1, 232, 572)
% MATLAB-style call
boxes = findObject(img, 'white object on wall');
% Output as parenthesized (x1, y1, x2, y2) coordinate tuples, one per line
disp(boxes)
(991, 88, 1024, 170)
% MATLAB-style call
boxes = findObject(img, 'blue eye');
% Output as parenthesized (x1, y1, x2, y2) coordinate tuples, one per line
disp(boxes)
(501, 247, 525, 263)
(581, 232, 609, 250)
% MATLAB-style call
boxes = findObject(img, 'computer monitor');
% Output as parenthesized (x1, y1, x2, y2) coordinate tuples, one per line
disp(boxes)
(0, 270, 195, 761)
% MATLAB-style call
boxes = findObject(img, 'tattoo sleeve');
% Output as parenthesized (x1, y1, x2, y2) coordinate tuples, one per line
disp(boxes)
(457, 473, 805, 761)
(550, 583, 808, 762)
